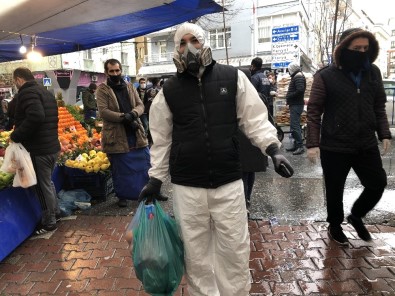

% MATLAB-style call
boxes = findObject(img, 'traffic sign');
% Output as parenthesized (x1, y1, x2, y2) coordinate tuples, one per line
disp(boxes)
(272, 62, 291, 68)
(272, 26, 299, 36)
(271, 25, 300, 69)
(43, 78, 51, 87)
(272, 33, 299, 43)
(271, 42, 300, 63)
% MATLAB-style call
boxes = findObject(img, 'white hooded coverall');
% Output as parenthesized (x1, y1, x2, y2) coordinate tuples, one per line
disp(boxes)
(148, 66, 280, 295)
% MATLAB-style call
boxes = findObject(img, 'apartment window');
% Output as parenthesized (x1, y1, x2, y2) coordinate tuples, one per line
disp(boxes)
(392, 41, 395, 48)
(392, 30, 395, 36)
(209, 27, 231, 49)
(83, 49, 92, 60)
(121, 52, 128, 65)
(102, 48, 108, 55)
(159, 41, 167, 60)
(258, 17, 271, 43)
(258, 15, 295, 44)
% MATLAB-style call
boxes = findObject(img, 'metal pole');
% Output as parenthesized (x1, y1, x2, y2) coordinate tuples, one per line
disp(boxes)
(222, 0, 229, 65)
(331, 0, 340, 61)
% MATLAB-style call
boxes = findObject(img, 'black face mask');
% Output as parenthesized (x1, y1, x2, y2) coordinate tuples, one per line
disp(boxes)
(109, 74, 122, 84)
(340, 48, 369, 73)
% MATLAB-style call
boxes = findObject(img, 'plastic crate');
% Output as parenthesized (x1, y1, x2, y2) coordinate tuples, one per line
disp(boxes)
(63, 167, 113, 200)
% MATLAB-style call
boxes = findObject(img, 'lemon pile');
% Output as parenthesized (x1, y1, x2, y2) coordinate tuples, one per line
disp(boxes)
(0, 130, 12, 146)
(64, 150, 110, 173)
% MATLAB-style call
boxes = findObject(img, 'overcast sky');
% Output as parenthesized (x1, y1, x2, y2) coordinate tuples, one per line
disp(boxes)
(355, 0, 393, 24)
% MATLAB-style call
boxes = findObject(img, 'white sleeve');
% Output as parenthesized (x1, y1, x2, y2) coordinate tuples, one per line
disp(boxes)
(236, 70, 281, 154)
(147, 89, 173, 181)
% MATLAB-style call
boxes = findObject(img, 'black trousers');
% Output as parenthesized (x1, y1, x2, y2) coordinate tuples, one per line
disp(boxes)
(320, 147, 387, 226)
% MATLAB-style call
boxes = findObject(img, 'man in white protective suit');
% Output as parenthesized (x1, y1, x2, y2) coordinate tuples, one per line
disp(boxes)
(138, 22, 294, 296)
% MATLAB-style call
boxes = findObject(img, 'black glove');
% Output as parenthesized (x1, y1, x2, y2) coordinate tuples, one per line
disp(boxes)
(266, 143, 294, 178)
(122, 111, 137, 124)
(138, 177, 168, 203)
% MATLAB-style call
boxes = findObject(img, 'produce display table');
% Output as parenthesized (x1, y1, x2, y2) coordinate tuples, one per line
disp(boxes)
(0, 187, 41, 261)
(0, 166, 64, 262)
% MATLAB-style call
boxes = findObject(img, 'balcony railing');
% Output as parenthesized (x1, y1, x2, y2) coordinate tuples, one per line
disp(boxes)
(144, 52, 174, 64)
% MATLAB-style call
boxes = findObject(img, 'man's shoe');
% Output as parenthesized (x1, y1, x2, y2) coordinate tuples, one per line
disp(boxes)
(286, 146, 297, 152)
(328, 225, 349, 245)
(347, 214, 372, 241)
(35, 223, 57, 235)
(292, 147, 305, 155)
(118, 199, 127, 207)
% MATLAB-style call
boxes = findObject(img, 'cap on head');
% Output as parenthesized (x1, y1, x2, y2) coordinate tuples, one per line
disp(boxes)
(88, 83, 97, 90)
(288, 62, 300, 75)
(174, 22, 205, 50)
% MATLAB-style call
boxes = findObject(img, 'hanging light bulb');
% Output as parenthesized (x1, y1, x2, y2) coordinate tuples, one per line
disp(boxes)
(27, 50, 42, 62)
(19, 45, 27, 54)
(26, 35, 42, 62)
(19, 34, 27, 54)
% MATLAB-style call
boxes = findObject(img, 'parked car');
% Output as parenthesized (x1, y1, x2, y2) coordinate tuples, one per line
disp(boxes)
(383, 79, 395, 126)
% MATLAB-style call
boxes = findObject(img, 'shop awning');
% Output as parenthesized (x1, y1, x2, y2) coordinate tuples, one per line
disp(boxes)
(0, 0, 223, 63)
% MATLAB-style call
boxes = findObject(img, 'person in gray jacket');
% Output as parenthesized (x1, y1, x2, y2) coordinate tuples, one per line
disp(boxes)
(138, 23, 294, 296)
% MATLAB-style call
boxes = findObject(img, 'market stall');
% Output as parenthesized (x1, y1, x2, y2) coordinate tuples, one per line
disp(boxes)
(0, 106, 110, 261)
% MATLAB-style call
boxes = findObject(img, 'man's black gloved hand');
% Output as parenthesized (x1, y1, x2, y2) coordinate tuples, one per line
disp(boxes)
(122, 111, 137, 124)
(266, 143, 294, 178)
(138, 177, 169, 203)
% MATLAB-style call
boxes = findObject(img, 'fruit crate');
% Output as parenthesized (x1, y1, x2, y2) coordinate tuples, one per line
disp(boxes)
(63, 167, 113, 200)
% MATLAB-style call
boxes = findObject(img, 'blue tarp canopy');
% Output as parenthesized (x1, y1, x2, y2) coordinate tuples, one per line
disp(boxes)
(0, 0, 223, 62)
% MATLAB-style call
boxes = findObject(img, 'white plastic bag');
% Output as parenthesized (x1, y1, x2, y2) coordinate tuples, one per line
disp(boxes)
(1, 142, 37, 188)
(0, 143, 18, 174)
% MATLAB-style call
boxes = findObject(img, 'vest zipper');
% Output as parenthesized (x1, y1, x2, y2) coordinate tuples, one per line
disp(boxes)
(198, 78, 213, 187)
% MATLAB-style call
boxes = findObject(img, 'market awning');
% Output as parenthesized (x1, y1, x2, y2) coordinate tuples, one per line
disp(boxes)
(0, 0, 223, 63)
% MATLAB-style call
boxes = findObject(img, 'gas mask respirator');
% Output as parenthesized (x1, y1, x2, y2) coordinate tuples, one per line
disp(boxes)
(173, 43, 212, 76)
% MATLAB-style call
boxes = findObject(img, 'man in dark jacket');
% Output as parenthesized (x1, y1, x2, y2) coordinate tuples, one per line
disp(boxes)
(250, 57, 271, 108)
(286, 61, 306, 155)
(138, 22, 293, 296)
(82, 82, 97, 126)
(306, 28, 392, 245)
(11, 67, 61, 234)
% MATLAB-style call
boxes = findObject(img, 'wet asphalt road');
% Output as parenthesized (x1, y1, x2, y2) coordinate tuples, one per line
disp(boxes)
(86, 129, 395, 226)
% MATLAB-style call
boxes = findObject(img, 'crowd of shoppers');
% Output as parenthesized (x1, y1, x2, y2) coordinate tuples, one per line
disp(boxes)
(8, 23, 392, 296)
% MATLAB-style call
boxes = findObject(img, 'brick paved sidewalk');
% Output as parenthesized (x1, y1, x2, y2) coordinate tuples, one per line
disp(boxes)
(0, 216, 394, 296)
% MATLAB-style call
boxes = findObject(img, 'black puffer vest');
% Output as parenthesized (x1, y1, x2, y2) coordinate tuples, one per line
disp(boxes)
(163, 62, 241, 188)
(319, 65, 382, 152)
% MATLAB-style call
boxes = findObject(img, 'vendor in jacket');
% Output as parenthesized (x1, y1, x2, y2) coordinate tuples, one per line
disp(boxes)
(138, 22, 294, 296)
(306, 28, 392, 245)
(96, 59, 149, 207)
(82, 83, 97, 126)
(286, 61, 306, 155)
(11, 67, 61, 234)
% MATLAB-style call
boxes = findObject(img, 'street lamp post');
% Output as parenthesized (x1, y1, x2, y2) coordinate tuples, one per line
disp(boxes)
(331, 0, 340, 61)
